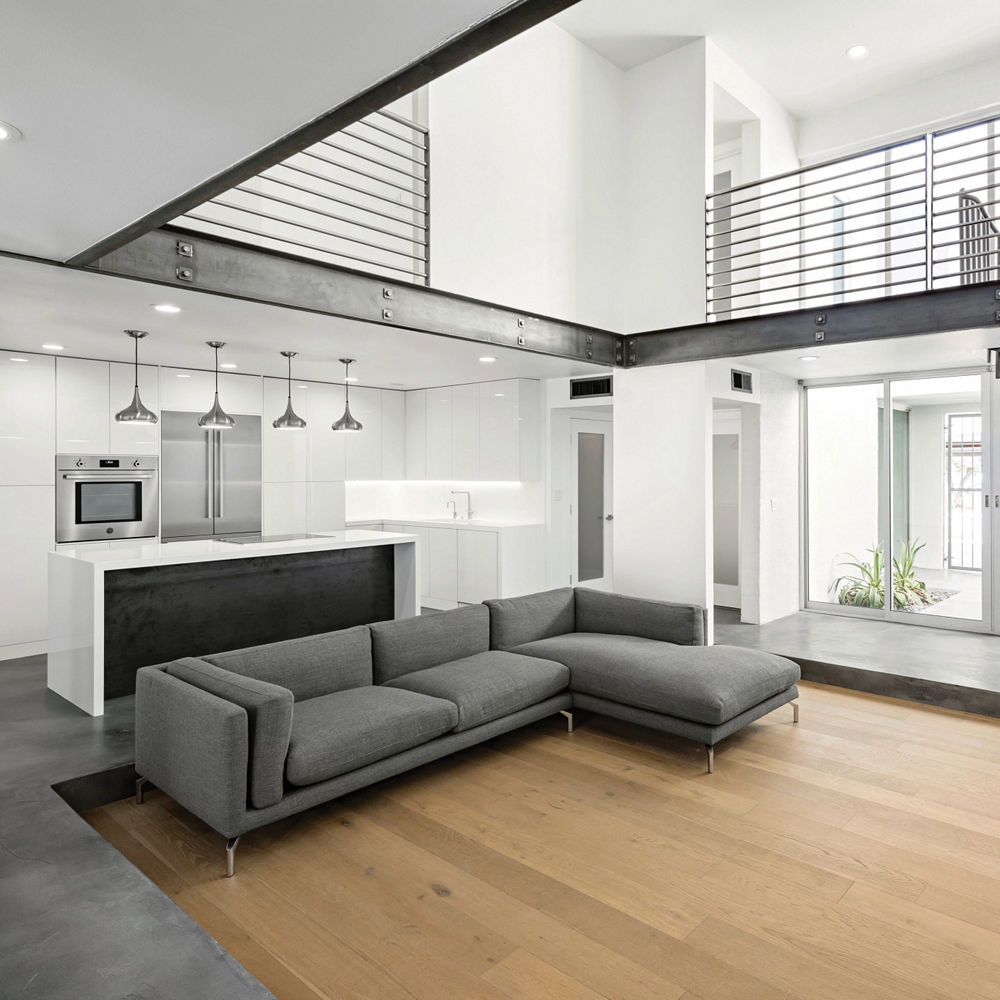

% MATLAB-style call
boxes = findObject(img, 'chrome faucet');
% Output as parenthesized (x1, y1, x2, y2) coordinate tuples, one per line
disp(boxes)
(446, 499, 457, 519)
(450, 490, 473, 521)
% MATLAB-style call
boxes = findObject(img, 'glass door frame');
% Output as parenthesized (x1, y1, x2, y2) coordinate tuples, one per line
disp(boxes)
(801, 364, 993, 634)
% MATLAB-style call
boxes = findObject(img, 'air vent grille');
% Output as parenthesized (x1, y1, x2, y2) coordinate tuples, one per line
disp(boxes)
(731, 369, 753, 394)
(570, 375, 613, 399)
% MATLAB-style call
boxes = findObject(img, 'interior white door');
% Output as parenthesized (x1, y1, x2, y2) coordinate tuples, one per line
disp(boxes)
(570, 418, 613, 590)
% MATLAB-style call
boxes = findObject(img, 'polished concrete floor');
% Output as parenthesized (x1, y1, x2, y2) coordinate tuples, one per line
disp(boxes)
(0, 654, 274, 1000)
(715, 606, 1000, 717)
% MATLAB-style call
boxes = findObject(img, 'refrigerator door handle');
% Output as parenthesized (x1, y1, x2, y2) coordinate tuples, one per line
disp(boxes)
(217, 431, 225, 519)
(206, 429, 214, 519)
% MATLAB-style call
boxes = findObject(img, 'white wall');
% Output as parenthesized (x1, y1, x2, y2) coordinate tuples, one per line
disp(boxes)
(797, 53, 1000, 163)
(806, 383, 881, 602)
(613, 363, 713, 634)
(623, 40, 710, 331)
(429, 21, 627, 330)
(344, 480, 543, 524)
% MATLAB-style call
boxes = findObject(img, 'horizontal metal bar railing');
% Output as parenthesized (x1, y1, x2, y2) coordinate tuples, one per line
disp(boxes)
(174, 105, 430, 285)
(708, 114, 1000, 319)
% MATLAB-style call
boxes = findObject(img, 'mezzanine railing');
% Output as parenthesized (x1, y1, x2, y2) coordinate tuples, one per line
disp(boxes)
(173, 108, 429, 285)
(707, 115, 1000, 320)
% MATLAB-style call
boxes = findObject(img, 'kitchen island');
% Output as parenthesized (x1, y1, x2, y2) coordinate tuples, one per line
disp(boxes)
(47, 530, 418, 716)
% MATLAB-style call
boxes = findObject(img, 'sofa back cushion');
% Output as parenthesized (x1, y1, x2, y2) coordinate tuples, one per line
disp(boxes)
(165, 657, 293, 810)
(574, 588, 707, 646)
(204, 625, 372, 701)
(370, 604, 489, 683)
(484, 588, 576, 651)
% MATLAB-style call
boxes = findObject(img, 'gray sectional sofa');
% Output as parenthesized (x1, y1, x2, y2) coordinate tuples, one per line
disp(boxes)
(135, 587, 799, 875)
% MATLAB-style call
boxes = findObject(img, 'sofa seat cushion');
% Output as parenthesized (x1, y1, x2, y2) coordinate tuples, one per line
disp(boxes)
(285, 687, 458, 787)
(513, 634, 800, 726)
(384, 651, 570, 732)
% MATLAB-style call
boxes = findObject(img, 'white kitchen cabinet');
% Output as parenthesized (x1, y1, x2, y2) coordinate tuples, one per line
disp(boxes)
(262, 482, 308, 536)
(56, 357, 110, 454)
(0, 351, 54, 485)
(307, 482, 346, 531)
(425, 525, 458, 605)
(380, 390, 406, 479)
(109, 362, 160, 455)
(456, 529, 499, 603)
(158, 368, 263, 415)
(0, 485, 54, 654)
(425, 387, 452, 479)
(262, 377, 309, 483)
(305, 382, 347, 482)
(404, 390, 427, 480)
(345, 386, 381, 480)
(478, 380, 518, 481)
(451, 384, 480, 481)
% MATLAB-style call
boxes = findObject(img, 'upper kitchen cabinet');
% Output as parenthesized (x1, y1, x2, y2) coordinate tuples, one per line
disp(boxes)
(404, 390, 427, 479)
(380, 390, 406, 480)
(344, 386, 381, 480)
(480, 379, 540, 481)
(451, 383, 480, 480)
(0, 351, 54, 485)
(425, 387, 453, 479)
(262, 376, 308, 483)
(304, 381, 346, 482)
(158, 368, 263, 415)
(56, 357, 109, 455)
(406, 379, 540, 482)
(109, 362, 159, 455)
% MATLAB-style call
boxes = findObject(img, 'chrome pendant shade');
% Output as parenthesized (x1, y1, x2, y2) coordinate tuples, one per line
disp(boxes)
(115, 330, 158, 424)
(198, 341, 236, 430)
(273, 351, 307, 430)
(332, 358, 363, 432)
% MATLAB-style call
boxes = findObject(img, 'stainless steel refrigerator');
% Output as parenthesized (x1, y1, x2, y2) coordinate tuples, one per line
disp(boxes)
(160, 410, 262, 541)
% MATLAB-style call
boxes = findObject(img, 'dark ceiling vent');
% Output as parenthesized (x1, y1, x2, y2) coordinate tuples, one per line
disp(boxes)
(731, 369, 753, 394)
(570, 375, 613, 399)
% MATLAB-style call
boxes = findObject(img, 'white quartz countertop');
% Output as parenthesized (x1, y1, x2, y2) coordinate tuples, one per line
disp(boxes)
(50, 530, 417, 572)
(346, 517, 543, 531)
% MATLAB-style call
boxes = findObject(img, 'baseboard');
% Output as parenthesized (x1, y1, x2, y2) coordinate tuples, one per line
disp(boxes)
(0, 639, 46, 662)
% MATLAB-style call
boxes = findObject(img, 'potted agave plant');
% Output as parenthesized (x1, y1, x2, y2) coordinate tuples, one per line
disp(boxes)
(832, 539, 933, 611)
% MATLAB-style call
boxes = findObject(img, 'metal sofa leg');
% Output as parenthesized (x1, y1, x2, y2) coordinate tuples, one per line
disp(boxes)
(792, 701, 800, 724)
(135, 777, 148, 805)
(559, 709, 574, 733)
(225, 836, 241, 878)
(705, 745, 715, 774)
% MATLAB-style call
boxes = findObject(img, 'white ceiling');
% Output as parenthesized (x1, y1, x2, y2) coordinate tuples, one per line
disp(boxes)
(0, 256, 606, 388)
(0, 0, 516, 262)
(555, 0, 1000, 118)
(736, 328, 1000, 382)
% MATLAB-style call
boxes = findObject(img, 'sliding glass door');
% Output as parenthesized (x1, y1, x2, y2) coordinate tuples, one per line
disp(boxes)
(805, 370, 991, 631)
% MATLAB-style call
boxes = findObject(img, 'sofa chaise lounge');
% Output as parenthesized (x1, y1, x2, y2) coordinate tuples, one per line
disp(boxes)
(135, 587, 799, 875)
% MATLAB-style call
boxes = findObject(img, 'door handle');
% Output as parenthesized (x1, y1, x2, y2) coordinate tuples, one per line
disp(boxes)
(605, 514, 614, 521)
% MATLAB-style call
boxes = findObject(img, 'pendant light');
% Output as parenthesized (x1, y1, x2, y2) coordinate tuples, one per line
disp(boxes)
(332, 358, 363, 432)
(115, 330, 158, 424)
(198, 341, 236, 430)
(272, 350, 307, 429)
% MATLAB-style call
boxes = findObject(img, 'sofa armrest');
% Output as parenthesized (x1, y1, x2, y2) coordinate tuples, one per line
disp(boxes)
(574, 588, 707, 646)
(135, 666, 249, 838)
(164, 658, 292, 809)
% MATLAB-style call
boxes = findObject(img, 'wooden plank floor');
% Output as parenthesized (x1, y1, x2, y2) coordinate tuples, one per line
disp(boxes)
(83, 681, 1000, 1000)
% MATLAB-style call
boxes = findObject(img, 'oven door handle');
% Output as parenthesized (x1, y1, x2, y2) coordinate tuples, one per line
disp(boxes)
(61, 473, 154, 481)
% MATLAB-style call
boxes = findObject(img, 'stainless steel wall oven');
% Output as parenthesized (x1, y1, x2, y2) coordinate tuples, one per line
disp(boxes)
(56, 455, 159, 542)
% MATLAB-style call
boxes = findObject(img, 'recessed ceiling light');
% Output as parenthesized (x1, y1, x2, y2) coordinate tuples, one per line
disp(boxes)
(152, 303, 181, 314)
(176, 373, 192, 379)
(341, 376, 359, 383)
(495, 393, 506, 397)
(0, 120, 23, 143)
(42, 344, 64, 351)
(799, 355, 820, 362)
(479, 356, 496, 364)
(9, 357, 29, 363)
(845, 44, 869, 61)
(219, 362, 238, 369)
(297, 384, 309, 389)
